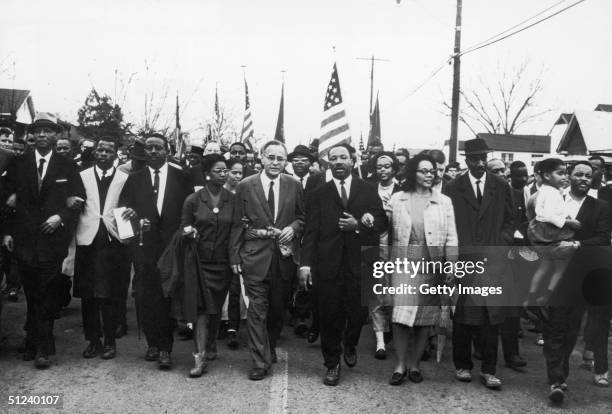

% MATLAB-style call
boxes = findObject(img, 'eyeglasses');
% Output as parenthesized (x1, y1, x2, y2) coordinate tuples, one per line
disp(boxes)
(265, 155, 286, 163)
(416, 169, 437, 176)
(211, 168, 229, 174)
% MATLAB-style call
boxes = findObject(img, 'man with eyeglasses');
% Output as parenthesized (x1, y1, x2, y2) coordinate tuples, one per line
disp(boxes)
(230, 140, 304, 380)
(443, 138, 514, 390)
(119, 132, 192, 370)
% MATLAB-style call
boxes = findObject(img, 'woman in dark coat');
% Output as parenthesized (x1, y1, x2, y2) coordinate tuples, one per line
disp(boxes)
(179, 154, 235, 377)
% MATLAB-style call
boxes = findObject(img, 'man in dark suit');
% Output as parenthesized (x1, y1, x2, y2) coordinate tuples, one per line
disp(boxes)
(230, 140, 304, 381)
(544, 161, 612, 404)
(443, 138, 514, 389)
(119, 132, 191, 369)
(2, 112, 85, 368)
(299, 143, 388, 386)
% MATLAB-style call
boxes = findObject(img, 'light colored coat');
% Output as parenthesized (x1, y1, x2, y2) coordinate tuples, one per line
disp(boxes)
(75, 167, 129, 246)
(385, 190, 458, 262)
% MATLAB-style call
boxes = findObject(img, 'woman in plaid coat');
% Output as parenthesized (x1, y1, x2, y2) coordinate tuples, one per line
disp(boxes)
(384, 153, 458, 385)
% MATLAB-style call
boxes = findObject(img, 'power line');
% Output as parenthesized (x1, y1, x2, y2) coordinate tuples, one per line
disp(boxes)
(461, 0, 568, 55)
(460, 0, 587, 57)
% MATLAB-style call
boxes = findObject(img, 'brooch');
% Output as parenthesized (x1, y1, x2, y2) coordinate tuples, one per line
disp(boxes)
(212, 207, 219, 214)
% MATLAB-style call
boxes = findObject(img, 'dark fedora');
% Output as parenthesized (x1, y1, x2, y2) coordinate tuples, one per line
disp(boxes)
(27, 112, 63, 133)
(463, 138, 491, 155)
(288, 144, 314, 162)
(129, 138, 147, 161)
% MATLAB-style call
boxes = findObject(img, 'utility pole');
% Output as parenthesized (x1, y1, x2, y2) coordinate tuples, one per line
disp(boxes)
(449, 0, 462, 163)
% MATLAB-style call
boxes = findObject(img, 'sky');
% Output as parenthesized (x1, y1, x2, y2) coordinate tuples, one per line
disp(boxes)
(1, 0, 611, 153)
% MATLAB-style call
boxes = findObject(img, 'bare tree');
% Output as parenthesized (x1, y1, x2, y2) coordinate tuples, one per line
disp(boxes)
(443, 61, 551, 135)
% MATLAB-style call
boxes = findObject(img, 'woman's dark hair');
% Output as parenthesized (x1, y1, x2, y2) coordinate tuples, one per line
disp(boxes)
(536, 158, 565, 176)
(371, 151, 399, 175)
(400, 153, 437, 192)
(227, 158, 244, 170)
(201, 153, 227, 174)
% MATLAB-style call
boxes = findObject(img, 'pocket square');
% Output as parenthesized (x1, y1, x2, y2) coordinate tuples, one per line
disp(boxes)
(55, 178, 68, 183)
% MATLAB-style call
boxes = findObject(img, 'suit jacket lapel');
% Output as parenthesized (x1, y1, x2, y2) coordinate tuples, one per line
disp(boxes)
(575, 196, 592, 224)
(160, 167, 175, 218)
(26, 152, 38, 197)
(39, 153, 59, 196)
(83, 168, 101, 214)
(458, 174, 479, 211)
(252, 174, 273, 222)
(347, 178, 359, 208)
(276, 175, 289, 220)
(478, 174, 496, 219)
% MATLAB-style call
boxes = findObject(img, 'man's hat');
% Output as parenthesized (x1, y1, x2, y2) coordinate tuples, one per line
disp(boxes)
(27, 112, 63, 133)
(129, 138, 147, 161)
(463, 138, 491, 155)
(288, 144, 314, 162)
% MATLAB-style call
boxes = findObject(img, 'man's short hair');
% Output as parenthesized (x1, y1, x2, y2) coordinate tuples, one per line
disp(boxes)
(568, 161, 593, 175)
(426, 149, 446, 165)
(261, 140, 287, 155)
(97, 136, 119, 151)
(230, 142, 247, 152)
(509, 160, 526, 170)
(328, 143, 356, 161)
(142, 132, 168, 149)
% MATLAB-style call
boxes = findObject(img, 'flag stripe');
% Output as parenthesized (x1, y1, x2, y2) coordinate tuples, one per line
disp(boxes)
(320, 109, 346, 129)
(318, 62, 351, 156)
(319, 123, 350, 143)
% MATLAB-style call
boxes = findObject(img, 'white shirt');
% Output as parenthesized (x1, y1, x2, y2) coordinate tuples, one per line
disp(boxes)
(378, 182, 395, 210)
(35, 150, 52, 179)
(332, 174, 352, 202)
(296, 172, 310, 190)
(260, 173, 280, 222)
(148, 163, 168, 215)
(468, 172, 486, 200)
(325, 169, 333, 182)
(95, 165, 115, 181)
(535, 184, 567, 228)
(564, 192, 586, 220)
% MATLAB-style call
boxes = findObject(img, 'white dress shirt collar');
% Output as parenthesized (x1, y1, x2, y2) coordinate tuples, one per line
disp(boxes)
(95, 165, 115, 180)
(332, 174, 352, 199)
(468, 171, 486, 198)
(35, 150, 52, 179)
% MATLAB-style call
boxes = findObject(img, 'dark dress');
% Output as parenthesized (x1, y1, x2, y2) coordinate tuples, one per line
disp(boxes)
(179, 187, 235, 321)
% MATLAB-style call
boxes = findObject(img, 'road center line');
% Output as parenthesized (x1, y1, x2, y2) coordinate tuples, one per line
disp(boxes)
(268, 347, 289, 414)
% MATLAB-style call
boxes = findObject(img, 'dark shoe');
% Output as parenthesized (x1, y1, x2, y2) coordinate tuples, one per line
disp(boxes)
(82, 340, 103, 359)
(389, 371, 407, 386)
(101, 339, 116, 360)
(178, 325, 193, 340)
(374, 348, 387, 360)
(505, 355, 527, 370)
(145, 346, 160, 361)
(7, 288, 18, 302)
(115, 323, 127, 339)
(324, 364, 341, 386)
(34, 352, 50, 369)
(307, 330, 319, 344)
(158, 351, 172, 369)
(22, 349, 36, 361)
(294, 323, 308, 338)
(549, 384, 565, 404)
(408, 369, 423, 383)
(271, 348, 278, 364)
(249, 367, 268, 381)
(343, 346, 357, 367)
(226, 330, 239, 350)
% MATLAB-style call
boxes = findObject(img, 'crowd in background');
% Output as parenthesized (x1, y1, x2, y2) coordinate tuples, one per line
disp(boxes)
(0, 113, 611, 406)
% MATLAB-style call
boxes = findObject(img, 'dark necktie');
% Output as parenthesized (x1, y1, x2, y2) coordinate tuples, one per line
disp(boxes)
(476, 179, 483, 205)
(340, 180, 348, 209)
(153, 169, 160, 207)
(268, 181, 275, 222)
(300, 177, 304, 189)
(38, 158, 46, 178)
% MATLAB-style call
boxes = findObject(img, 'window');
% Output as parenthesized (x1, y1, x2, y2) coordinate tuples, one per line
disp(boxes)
(501, 153, 514, 163)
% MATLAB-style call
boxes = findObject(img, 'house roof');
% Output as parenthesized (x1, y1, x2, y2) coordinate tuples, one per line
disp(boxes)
(0, 88, 31, 115)
(557, 110, 612, 154)
(594, 104, 612, 112)
(459, 133, 551, 153)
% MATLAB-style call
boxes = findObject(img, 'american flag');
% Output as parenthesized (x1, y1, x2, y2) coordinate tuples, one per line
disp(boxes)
(240, 78, 254, 151)
(318, 63, 351, 158)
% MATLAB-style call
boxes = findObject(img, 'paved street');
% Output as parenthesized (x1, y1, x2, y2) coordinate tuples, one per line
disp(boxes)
(1, 295, 610, 414)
